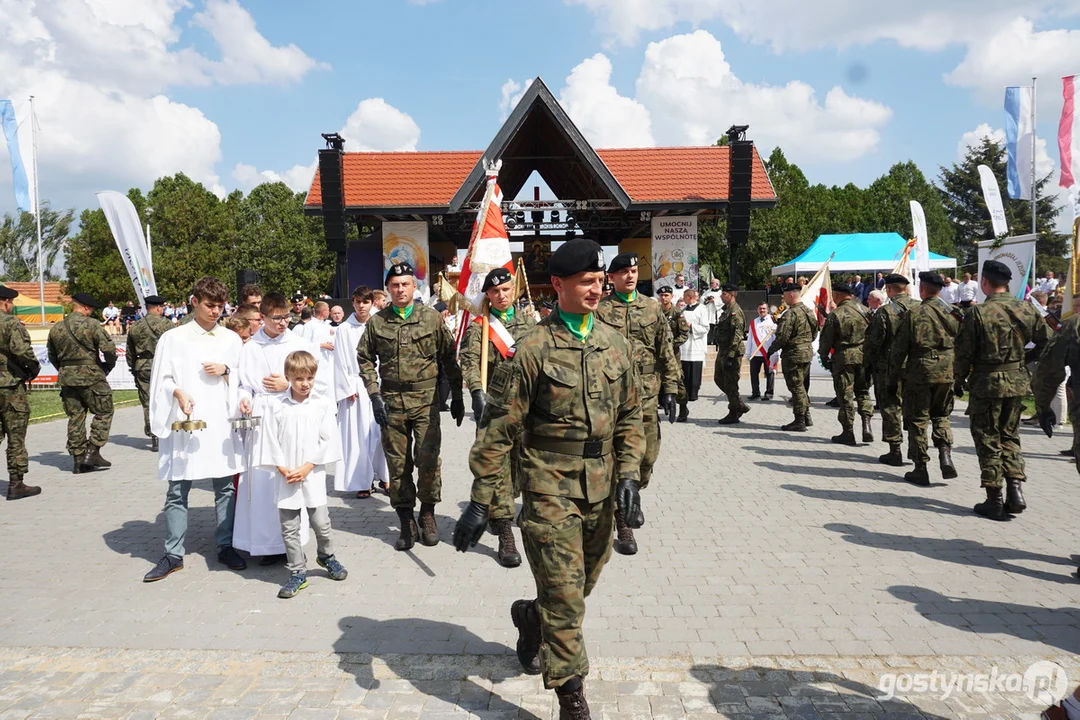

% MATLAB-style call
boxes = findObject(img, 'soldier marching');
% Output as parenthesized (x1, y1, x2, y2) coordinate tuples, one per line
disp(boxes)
(125, 294, 171, 451)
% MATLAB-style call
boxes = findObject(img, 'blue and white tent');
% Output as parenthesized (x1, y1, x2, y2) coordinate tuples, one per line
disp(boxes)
(771, 233, 957, 276)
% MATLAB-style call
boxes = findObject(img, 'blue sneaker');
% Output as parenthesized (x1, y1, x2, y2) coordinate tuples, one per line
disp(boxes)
(317, 555, 348, 581)
(277, 572, 308, 599)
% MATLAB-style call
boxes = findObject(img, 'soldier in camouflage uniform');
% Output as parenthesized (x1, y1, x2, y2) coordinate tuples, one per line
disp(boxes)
(714, 284, 749, 424)
(863, 273, 914, 466)
(357, 263, 464, 551)
(955, 260, 1049, 521)
(454, 239, 645, 720)
(460, 267, 536, 568)
(1033, 311, 1080, 462)
(595, 253, 678, 556)
(46, 293, 117, 474)
(0, 286, 42, 500)
(287, 294, 306, 330)
(769, 284, 818, 431)
(125, 295, 171, 451)
(887, 272, 961, 486)
(657, 286, 689, 412)
(818, 283, 873, 446)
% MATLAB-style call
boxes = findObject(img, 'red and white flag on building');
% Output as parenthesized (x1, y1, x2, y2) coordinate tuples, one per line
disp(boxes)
(1059, 75, 1080, 189)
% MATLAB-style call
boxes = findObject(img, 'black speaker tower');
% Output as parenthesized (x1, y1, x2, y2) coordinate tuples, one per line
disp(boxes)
(319, 133, 349, 298)
(726, 125, 753, 286)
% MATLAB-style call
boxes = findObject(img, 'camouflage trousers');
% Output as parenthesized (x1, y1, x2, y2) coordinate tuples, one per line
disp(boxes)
(782, 359, 811, 416)
(713, 355, 747, 412)
(875, 372, 903, 445)
(0, 384, 30, 476)
(60, 381, 113, 456)
(967, 395, 1025, 489)
(134, 367, 152, 438)
(902, 382, 954, 465)
(519, 491, 613, 689)
(640, 394, 660, 490)
(831, 365, 872, 430)
(476, 425, 521, 521)
(675, 360, 687, 405)
(381, 400, 442, 510)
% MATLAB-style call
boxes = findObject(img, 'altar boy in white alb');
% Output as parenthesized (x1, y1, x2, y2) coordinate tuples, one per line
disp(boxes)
(235, 292, 319, 563)
(143, 276, 249, 582)
(332, 285, 389, 498)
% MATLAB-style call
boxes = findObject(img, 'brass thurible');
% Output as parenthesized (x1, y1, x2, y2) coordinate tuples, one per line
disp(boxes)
(171, 410, 207, 433)
(229, 412, 261, 432)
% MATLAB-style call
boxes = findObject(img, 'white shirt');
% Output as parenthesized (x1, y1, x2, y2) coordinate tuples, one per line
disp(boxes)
(102, 306, 119, 320)
(256, 393, 341, 510)
(332, 314, 367, 402)
(1038, 277, 1059, 294)
(680, 304, 711, 362)
(237, 328, 324, 404)
(939, 283, 959, 304)
(298, 317, 335, 399)
(745, 315, 777, 362)
(701, 289, 723, 324)
(958, 280, 978, 302)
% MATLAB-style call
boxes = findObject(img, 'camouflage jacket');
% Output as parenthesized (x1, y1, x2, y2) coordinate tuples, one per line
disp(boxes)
(460, 309, 537, 393)
(1033, 314, 1080, 416)
(770, 303, 818, 363)
(889, 297, 961, 386)
(864, 294, 914, 377)
(955, 292, 1049, 398)
(819, 297, 870, 368)
(125, 314, 172, 375)
(46, 312, 116, 387)
(287, 310, 302, 330)
(357, 304, 462, 408)
(468, 314, 645, 504)
(714, 300, 747, 359)
(595, 293, 679, 398)
(0, 310, 39, 387)
(661, 304, 689, 353)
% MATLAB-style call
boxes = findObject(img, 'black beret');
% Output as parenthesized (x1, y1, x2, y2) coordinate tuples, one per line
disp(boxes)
(608, 252, 639, 273)
(144, 294, 166, 305)
(72, 292, 100, 309)
(549, 239, 605, 278)
(721, 283, 739, 292)
(883, 273, 910, 286)
(482, 267, 513, 292)
(918, 271, 945, 288)
(292, 294, 305, 302)
(385, 262, 415, 284)
(603, 283, 614, 292)
(0, 286, 18, 300)
(982, 259, 1012, 282)
(833, 282, 854, 295)
(656, 286, 673, 295)
(781, 283, 801, 293)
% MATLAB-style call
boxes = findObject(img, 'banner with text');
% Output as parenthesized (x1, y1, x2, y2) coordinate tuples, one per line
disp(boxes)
(30, 343, 136, 390)
(96, 191, 157, 311)
(976, 234, 1036, 300)
(651, 217, 698, 291)
(383, 222, 430, 299)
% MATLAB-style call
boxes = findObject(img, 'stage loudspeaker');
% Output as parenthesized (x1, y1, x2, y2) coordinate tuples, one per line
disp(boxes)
(237, 269, 259, 299)
(727, 140, 753, 243)
(318, 147, 348, 253)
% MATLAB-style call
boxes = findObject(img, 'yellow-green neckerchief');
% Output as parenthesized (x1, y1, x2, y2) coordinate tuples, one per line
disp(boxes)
(490, 305, 515, 324)
(614, 290, 637, 303)
(393, 303, 414, 320)
(556, 308, 593, 342)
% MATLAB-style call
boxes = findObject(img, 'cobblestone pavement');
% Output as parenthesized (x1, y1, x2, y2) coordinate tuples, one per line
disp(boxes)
(2, 379, 1079, 718)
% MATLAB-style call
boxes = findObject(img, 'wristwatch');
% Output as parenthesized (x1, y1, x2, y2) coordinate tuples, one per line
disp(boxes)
(223, 365, 231, 376)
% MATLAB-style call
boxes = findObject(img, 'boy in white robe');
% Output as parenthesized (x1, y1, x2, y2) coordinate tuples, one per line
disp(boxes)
(143, 276, 249, 582)
(301, 301, 336, 401)
(234, 292, 320, 564)
(258, 350, 347, 599)
(332, 285, 389, 497)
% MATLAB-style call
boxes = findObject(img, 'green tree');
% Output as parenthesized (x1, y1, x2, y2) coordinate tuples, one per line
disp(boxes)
(864, 161, 954, 258)
(0, 202, 74, 281)
(65, 199, 139, 303)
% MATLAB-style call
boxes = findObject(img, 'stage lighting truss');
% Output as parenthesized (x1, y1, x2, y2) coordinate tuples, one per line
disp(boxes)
(453, 199, 627, 233)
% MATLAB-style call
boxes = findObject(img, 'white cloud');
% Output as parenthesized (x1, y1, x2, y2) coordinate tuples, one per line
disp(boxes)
(559, 55, 654, 148)
(957, 123, 1006, 162)
(945, 18, 1080, 93)
(499, 78, 533, 120)
(232, 161, 316, 193)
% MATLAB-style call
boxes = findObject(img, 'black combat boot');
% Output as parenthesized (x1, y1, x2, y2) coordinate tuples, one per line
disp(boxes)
(72, 452, 95, 474)
(151, 436, 159, 452)
(861, 416, 874, 443)
(781, 414, 807, 432)
(494, 519, 521, 568)
(510, 599, 542, 675)
(85, 444, 112, 468)
(418, 502, 439, 546)
(878, 444, 905, 466)
(395, 508, 418, 551)
(904, 464, 930, 487)
(973, 487, 1010, 521)
(717, 412, 740, 425)
(6, 475, 40, 500)
(831, 428, 858, 446)
(938, 446, 957, 480)
(803, 409, 813, 427)
(1004, 478, 1026, 514)
(613, 509, 637, 555)
(677, 403, 689, 422)
(555, 677, 590, 720)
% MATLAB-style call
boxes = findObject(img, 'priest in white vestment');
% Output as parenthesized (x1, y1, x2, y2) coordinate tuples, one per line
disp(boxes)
(143, 277, 249, 583)
(679, 288, 711, 420)
(332, 287, 389, 496)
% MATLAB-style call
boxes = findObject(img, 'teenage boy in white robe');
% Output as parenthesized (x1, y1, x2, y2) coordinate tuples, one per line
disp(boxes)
(143, 276, 249, 582)
(257, 350, 347, 599)
(234, 292, 319, 564)
(332, 285, 389, 498)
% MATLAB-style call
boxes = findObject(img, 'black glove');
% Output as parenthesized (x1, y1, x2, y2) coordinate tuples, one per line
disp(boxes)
(1039, 410, 1057, 438)
(953, 381, 964, 399)
(471, 389, 487, 424)
(660, 393, 677, 424)
(615, 477, 642, 529)
(370, 393, 388, 427)
(821, 357, 833, 372)
(723, 356, 739, 372)
(450, 394, 465, 427)
(453, 500, 489, 552)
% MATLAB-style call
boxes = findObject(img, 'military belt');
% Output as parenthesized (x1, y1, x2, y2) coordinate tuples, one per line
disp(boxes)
(56, 359, 98, 367)
(523, 432, 613, 458)
(381, 378, 437, 392)
(973, 361, 1022, 372)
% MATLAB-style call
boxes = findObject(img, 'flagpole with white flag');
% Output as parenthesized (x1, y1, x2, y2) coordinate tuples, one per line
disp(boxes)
(30, 96, 44, 325)
(1031, 77, 1038, 237)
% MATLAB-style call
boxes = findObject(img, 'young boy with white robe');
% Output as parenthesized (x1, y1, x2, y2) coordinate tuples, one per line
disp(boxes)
(332, 285, 389, 498)
(257, 350, 347, 598)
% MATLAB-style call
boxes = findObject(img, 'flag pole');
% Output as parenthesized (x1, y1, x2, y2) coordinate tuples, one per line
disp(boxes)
(479, 297, 490, 393)
(1032, 77, 1038, 237)
(30, 96, 44, 325)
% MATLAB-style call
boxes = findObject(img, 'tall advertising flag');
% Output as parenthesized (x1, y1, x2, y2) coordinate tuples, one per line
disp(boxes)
(0, 100, 31, 213)
(96, 191, 157, 309)
(977, 164, 1010, 237)
(1060, 75, 1079, 189)
(1005, 86, 1035, 200)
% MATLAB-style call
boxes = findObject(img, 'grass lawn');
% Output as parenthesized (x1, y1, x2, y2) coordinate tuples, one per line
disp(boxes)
(29, 389, 140, 424)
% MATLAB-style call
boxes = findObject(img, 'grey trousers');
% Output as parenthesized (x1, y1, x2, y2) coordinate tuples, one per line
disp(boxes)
(280, 505, 334, 575)
(164, 476, 236, 557)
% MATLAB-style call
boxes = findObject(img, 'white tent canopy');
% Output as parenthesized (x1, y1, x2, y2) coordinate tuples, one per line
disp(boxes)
(772, 232, 957, 276)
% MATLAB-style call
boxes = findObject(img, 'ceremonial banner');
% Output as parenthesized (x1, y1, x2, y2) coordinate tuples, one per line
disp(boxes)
(383, 221, 430, 297)
(977, 164, 1010, 237)
(976, 234, 1036, 300)
(0, 100, 31, 213)
(651, 217, 698, 290)
(1005, 86, 1035, 200)
(96, 191, 157, 310)
(456, 163, 513, 314)
(1060, 75, 1079, 189)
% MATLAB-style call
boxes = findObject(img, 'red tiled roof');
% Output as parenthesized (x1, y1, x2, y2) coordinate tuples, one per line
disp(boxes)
(2, 282, 68, 304)
(305, 145, 775, 209)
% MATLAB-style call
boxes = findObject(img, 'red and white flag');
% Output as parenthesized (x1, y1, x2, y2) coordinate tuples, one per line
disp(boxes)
(1059, 75, 1079, 189)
